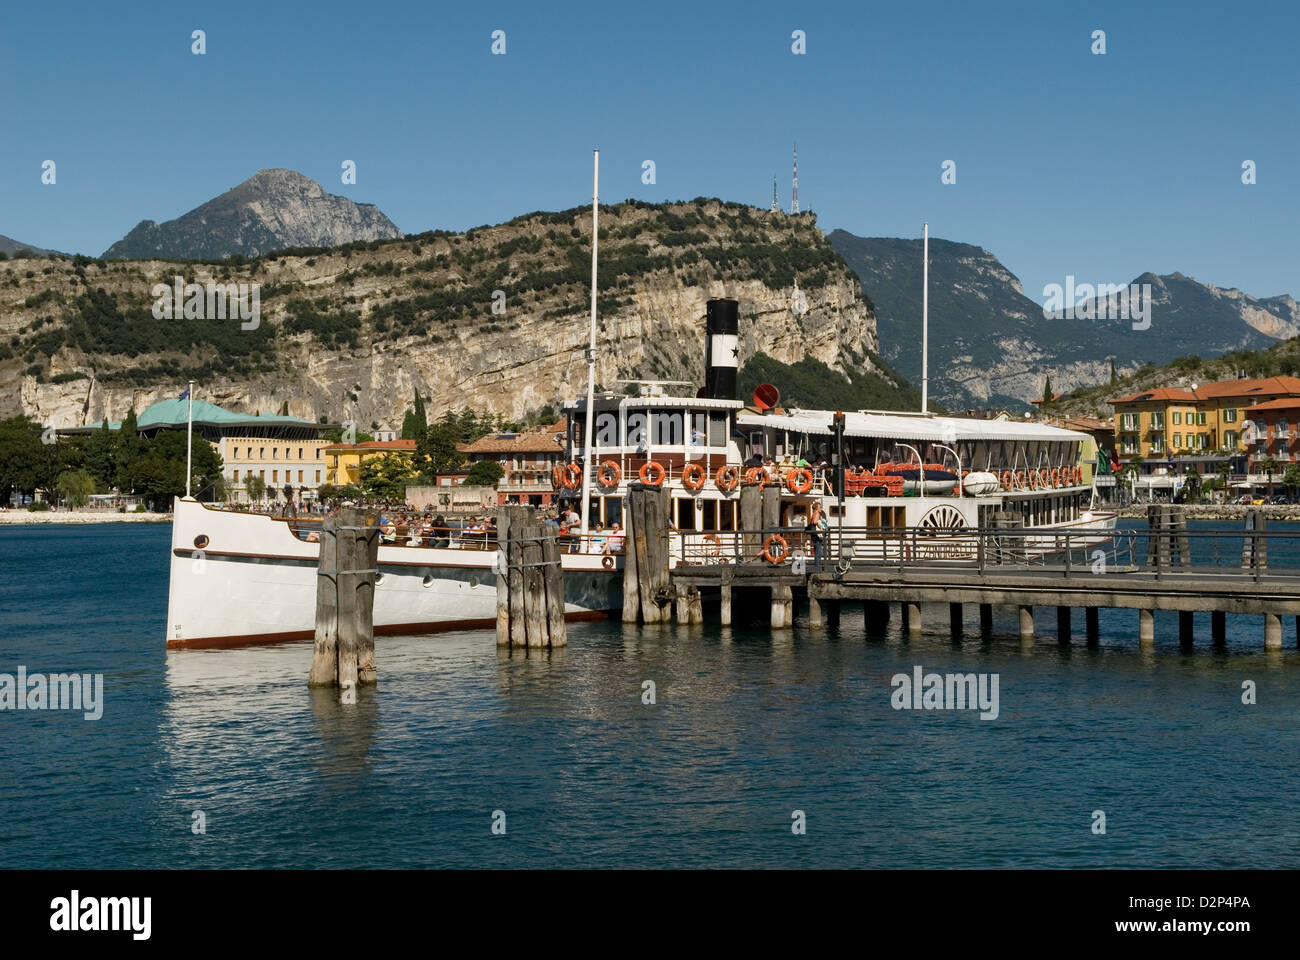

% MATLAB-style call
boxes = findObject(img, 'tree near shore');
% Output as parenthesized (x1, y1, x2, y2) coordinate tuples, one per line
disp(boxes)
(245, 474, 266, 502)
(56, 469, 95, 508)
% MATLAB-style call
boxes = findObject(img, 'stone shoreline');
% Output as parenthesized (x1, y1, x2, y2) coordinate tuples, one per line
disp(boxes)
(0, 510, 172, 524)
(1113, 504, 1300, 522)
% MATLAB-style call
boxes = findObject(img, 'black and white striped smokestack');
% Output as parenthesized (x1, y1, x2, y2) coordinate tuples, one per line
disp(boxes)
(704, 298, 739, 400)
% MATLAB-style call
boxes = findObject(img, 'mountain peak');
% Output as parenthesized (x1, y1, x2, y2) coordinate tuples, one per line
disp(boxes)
(103, 169, 401, 260)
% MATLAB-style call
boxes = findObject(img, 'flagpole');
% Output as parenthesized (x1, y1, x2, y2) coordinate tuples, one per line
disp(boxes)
(579, 149, 598, 539)
(185, 380, 194, 499)
(921, 222, 929, 414)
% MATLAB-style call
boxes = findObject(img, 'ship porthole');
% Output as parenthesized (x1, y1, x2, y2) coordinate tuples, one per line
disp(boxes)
(374, 573, 385, 586)
(193, 534, 209, 549)
(422, 574, 435, 587)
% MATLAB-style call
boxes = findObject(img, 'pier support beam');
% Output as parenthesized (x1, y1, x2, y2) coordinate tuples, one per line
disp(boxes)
(1056, 606, 1071, 644)
(1018, 605, 1034, 643)
(1139, 609, 1155, 648)
(979, 603, 993, 638)
(1264, 613, 1282, 651)
(770, 584, 793, 630)
(1085, 607, 1099, 646)
(950, 602, 963, 639)
(719, 581, 732, 627)
(1211, 610, 1226, 646)
(906, 602, 922, 638)
(865, 600, 888, 634)
(1179, 611, 1194, 648)
(809, 593, 823, 629)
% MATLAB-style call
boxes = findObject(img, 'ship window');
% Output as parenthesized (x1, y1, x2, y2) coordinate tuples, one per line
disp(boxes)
(708, 414, 727, 446)
(603, 496, 622, 527)
(701, 499, 716, 530)
(676, 498, 697, 531)
(718, 500, 735, 531)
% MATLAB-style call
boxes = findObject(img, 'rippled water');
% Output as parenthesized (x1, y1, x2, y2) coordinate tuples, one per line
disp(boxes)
(1, 522, 1297, 868)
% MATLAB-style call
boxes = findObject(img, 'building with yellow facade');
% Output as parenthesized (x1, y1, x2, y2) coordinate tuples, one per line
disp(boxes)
(323, 439, 417, 487)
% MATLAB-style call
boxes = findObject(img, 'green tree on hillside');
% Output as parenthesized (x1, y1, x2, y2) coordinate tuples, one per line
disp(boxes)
(0, 417, 45, 506)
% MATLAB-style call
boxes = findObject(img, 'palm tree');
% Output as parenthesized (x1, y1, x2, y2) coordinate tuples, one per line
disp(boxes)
(1284, 465, 1300, 503)
(1217, 458, 1232, 503)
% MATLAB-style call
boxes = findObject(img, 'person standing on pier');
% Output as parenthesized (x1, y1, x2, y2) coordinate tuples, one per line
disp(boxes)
(806, 501, 826, 570)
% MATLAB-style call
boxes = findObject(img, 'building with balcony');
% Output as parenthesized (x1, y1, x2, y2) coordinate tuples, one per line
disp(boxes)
(456, 420, 567, 506)
(1242, 398, 1300, 480)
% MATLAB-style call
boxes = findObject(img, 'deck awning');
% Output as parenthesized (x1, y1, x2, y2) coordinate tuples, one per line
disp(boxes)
(736, 410, 1087, 443)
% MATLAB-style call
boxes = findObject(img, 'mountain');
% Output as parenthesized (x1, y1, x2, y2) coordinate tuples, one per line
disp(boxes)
(3, 199, 913, 430)
(829, 230, 1298, 411)
(0, 235, 60, 258)
(102, 169, 403, 260)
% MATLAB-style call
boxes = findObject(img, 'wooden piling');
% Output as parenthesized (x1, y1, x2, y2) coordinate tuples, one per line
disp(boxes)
(739, 483, 762, 561)
(355, 512, 381, 685)
(495, 507, 513, 646)
(541, 522, 567, 647)
(308, 515, 340, 686)
(621, 489, 641, 623)
(760, 483, 781, 533)
(719, 578, 732, 626)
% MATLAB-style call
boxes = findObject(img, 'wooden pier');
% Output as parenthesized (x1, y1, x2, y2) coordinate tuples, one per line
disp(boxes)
(669, 508, 1300, 650)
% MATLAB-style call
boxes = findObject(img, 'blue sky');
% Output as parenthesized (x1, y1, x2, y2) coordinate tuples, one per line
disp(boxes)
(2, 0, 1296, 305)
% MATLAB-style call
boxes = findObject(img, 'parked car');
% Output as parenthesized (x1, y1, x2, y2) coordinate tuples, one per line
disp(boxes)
(1268, 494, 1291, 505)
(1236, 494, 1254, 504)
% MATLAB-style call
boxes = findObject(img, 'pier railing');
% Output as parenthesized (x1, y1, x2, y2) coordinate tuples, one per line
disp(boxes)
(676, 524, 1298, 581)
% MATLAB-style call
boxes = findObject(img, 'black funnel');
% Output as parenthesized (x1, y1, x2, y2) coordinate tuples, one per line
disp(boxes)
(705, 298, 739, 400)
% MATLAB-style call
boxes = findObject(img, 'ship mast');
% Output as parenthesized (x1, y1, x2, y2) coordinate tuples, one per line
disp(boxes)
(921, 222, 929, 414)
(579, 150, 599, 537)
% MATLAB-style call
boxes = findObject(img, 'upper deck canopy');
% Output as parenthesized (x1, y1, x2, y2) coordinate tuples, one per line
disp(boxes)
(736, 409, 1087, 444)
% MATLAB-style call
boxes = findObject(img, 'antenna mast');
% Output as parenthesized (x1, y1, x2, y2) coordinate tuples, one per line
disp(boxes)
(791, 143, 800, 214)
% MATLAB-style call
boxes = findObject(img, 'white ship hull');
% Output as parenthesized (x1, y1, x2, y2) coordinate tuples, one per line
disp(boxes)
(165, 498, 621, 648)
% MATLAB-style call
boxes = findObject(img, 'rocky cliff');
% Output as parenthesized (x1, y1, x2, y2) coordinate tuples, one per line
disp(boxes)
(102, 169, 403, 260)
(4, 199, 900, 430)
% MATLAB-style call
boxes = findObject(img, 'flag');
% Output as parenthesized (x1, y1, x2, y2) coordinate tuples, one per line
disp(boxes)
(178, 388, 190, 401)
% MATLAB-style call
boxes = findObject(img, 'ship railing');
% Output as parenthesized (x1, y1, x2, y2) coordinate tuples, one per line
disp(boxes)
(677, 524, 1300, 581)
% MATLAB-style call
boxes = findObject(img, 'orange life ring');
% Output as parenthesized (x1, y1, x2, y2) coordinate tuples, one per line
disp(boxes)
(702, 532, 721, 556)
(561, 464, 581, 489)
(681, 463, 706, 490)
(597, 460, 621, 488)
(715, 464, 740, 492)
(1014, 470, 1026, 490)
(601, 555, 615, 570)
(786, 466, 814, 494)
(639, 461, 665, 487)
(1051, 467, 1061, 487)
(1001, 470, 1013, 490)
(1039, 468, 1051, 488)
(744, 467, 767, 487)
(1076, 466, 1083, 484)
(761, 534, 788, 564)
(552, 465, 565, 488)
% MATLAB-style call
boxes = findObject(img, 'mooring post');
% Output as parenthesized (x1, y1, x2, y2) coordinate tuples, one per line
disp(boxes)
(308, 514, 340, 686)
(979, 603, 993, 638)
(622, 485, 642, 623)
(809, 592, 823, 628)
(1085, 606, 1099, 646)
(355, 510, 381, 685)
(1211, 610, 1227, 646)
(1018, 605, 1034, 643)
(1138, 608, 1155, 648)
(1057, 606, 1071, 644)
(949, 602, 963, 639)
(495, 506, 513, 646)
(335, 506, 365, 697)
(1179, 611, 1194, 648)
(719, 578, 732, 627)
(1264, 613, 1282, 651)
(540, 521, 567, 647)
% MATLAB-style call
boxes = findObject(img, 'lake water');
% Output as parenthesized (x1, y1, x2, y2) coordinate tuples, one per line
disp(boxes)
(1, 521, 1297, 868)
